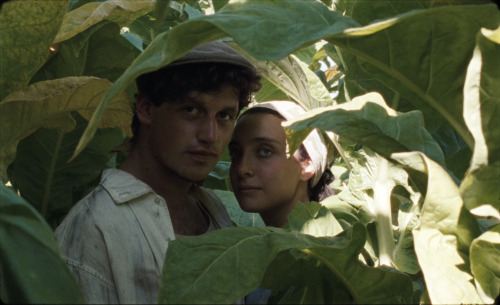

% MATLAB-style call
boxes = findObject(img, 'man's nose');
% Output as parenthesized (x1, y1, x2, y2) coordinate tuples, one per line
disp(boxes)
(198, 117, 218, 143)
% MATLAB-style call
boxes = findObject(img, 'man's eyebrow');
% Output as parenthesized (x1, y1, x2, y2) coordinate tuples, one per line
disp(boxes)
(221, 105, 238, 113)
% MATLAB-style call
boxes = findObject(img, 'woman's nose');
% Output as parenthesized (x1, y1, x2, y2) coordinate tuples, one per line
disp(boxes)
(236, 154, 253, 177)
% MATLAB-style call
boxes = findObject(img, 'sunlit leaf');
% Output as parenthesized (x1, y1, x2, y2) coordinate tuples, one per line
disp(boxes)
(392, 151, 482, 304)
(283, 92, 445, 166)
(461, 25, 500, 219)
(55, 0, 154, 43)
(0, 0, 70, 100)
(228, 42, 327, 110)
(470, 224, 500, 303)
(0, 77, 132, 179)
(329, 4, 500, 147)
(72, 0, 357, 159)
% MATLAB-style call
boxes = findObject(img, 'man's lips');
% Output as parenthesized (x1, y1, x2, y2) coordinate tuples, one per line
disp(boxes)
(188, 150, 218, 162)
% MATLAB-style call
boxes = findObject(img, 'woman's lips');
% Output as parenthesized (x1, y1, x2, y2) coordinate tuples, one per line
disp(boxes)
(237, 185, 261, 193)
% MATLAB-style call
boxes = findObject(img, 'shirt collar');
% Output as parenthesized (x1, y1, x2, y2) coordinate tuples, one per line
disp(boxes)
(100, 168, 155, 204)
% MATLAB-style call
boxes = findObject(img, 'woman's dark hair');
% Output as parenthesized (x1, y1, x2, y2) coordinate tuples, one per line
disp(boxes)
(240, 107, 335, 202)
(131, 62, 262, 140)
(297, 147, 335, 202)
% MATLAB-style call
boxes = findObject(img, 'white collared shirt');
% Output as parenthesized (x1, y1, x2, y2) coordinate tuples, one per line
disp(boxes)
(55, 168, 233, 304)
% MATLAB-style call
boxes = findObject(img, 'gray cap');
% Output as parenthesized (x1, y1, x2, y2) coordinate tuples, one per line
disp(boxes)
(169, 41, 256, 71)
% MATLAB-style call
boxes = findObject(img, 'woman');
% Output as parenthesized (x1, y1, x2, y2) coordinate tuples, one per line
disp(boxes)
(229, 100, 335, 228)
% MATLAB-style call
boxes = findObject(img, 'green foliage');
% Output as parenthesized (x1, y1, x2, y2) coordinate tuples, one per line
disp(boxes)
(160, 223, 413, 304)
(1, 0, 499, 304)
(0, 184, 84, 304)
(0, 0, 70, 100)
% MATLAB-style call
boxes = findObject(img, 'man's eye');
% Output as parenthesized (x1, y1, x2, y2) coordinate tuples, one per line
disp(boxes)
(218, 112, 234, 121)
(184, 106, 199, 115)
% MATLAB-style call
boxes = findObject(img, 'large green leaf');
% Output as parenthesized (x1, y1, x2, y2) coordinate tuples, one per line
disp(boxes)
(328, 4, 500, 147)
(228, 42, 328, 109)
(343, 0, 493, 26)
(283, 92, 445, 166)
(159, 223, 413, 304)
(470, 224, 500, 303)
(392, 151, 482, 304)
(0, 184, 84, 304)
(463, 26, 500, 170)
(54, 0, 153, 43)
(284, 201, 343, 237)
(214, 189, 265, 228)
(0, 0, 70, 100)
(72, 0, 358, 159)
(0, 77, 132, 180)
(261, 250, 352, 304)
(33, 22, 141, 85)
(7, 114, 124, 227)
(460, 26, 500, 219)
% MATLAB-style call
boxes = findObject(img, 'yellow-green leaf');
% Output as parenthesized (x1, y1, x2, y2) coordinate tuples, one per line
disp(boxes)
(0, 77, 132, 179)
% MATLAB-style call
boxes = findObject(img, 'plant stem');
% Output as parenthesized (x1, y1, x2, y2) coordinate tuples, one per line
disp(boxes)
(41, 130, 64, 218)
(373, 157, 395, 267)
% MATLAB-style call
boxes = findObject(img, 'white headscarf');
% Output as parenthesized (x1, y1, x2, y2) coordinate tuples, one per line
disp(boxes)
(247, 101, 331, 187)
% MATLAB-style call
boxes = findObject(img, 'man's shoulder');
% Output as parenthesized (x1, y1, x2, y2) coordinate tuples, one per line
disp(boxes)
(97, 168, 155, 204)
(57, 169, 151, 226)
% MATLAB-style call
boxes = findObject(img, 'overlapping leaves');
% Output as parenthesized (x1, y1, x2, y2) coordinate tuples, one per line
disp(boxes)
(160, 218, 413, 304)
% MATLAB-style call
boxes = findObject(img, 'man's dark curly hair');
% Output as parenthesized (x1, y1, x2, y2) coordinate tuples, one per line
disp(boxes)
(131, 62, 262, 140)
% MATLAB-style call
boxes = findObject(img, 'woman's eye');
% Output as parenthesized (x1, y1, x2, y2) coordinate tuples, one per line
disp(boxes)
(258, 148, 272, 157)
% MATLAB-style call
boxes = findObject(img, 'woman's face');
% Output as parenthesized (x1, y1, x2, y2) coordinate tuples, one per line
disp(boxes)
(229, 112, 310, 225)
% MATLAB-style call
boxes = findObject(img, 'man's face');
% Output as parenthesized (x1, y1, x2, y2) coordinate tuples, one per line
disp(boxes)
(146, 84, 239, 183)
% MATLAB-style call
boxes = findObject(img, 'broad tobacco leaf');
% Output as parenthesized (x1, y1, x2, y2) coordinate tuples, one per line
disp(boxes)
(54, 0, 153, 43)
(283, 92, 445, 167)
(33, 22, 141, 85)
(7, 113, 125, 227)
(392, 151, 482, 304)
(0, 184, 84, 304)
(214, 189, 265, 228)
(0, 0, 70, 100)
(461, 26, 500, 220)
(227, 42, 328, 110)
(71, 0, 358, 160)
(343, 0, 493, 26)
(284, 201, 343, 237)
(160, 221, 413, 304)
(328, 4, 500, 146)
(470, 224, 500, 303)
(0, 76, 132, 180)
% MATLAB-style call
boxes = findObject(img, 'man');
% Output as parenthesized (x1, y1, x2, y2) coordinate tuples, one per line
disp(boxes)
(55, 41, 261, 304)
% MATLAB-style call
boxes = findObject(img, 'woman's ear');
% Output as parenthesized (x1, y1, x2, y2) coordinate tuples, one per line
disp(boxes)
(135, 93, 153, 125)
(299, 158, 316, 182)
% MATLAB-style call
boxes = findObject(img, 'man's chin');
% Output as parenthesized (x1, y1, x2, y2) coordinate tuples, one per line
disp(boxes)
(184, 171, 212, 184)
